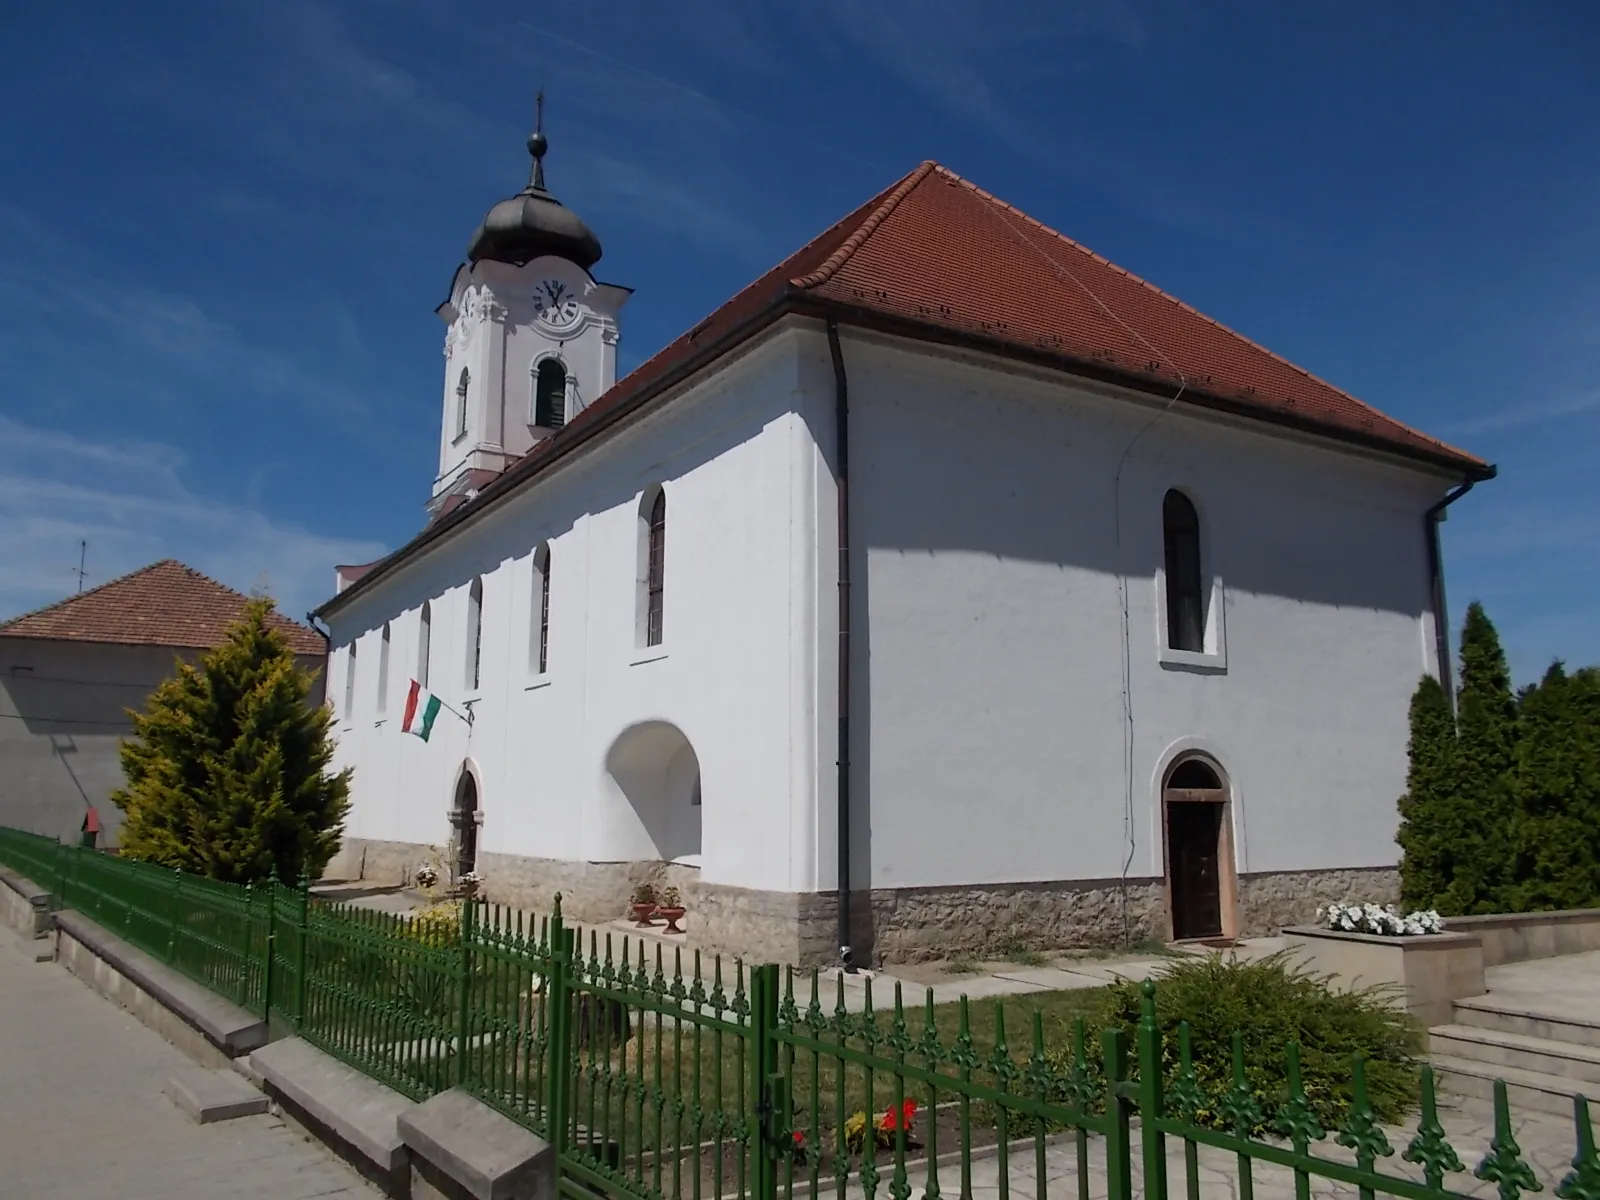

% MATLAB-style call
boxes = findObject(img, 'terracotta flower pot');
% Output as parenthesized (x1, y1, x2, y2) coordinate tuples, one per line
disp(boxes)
(657, 906, 686, 935)
(631, 902, 658, 928)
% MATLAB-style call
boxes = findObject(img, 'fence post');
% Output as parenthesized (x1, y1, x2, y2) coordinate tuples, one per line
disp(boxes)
(262, 869, 278, 1024)
(1102, 1026, 1134, 1200)
(544, 897, 572, 1154)
(166, 868, 183, 963)
(455, 895, 477, 1088)
(1137, 980, 1169, 1200)
(750, 963, 781, 1200)
(293, 872, 311, 1031)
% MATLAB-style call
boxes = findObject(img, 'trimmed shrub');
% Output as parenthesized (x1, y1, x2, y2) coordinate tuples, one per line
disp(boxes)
(1046, 953, 1422, 1135)
(113, 598, 350, 885)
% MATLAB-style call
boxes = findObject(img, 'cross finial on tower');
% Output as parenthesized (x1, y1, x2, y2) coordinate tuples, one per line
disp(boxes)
(526, 88, 548, 192)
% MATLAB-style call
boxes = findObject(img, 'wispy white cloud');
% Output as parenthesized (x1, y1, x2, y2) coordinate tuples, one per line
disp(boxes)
(1444, 390, 1600, 438)
(0, 204, 374, 419)
(0, 417, 386, 626)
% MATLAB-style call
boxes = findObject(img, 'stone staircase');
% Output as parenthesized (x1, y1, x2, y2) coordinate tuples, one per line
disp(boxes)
(1430, 994, 1600, 1116)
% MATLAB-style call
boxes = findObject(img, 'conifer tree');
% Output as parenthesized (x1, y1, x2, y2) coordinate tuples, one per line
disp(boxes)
(1510, 663, 1600, 911)
(1442, 601, 1519, 914)
(113, 599, 350, 884)
(1396, 673, 1457, 910)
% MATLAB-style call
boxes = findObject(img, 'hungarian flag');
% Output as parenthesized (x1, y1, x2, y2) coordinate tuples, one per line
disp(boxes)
(401, 680, 442, 742)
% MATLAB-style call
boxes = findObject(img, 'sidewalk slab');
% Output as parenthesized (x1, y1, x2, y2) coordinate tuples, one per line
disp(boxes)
(164, 1065, 269, 1123)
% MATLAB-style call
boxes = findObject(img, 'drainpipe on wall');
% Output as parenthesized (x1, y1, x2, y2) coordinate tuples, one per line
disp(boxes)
(827, 319, 856, 973)
(1424, 477, 1485, 713)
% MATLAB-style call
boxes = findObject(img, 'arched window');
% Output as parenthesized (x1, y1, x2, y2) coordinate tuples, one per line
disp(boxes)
(344, 639, 358, 717)
(531, 545, 551, 674)
(377, 623, 391, 714)
(1163, 489, 1205, 653)
(418, 601, 432, 688)
(455, 369, 470, 439)
(646, 490, 666, 647)
(534, 359, 566, 429)
(466, 577, 483, 691)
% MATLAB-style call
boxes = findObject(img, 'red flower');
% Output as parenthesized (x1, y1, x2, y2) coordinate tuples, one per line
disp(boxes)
(879, 1098, 918, 1131)
(793, 1130, 806, 1146)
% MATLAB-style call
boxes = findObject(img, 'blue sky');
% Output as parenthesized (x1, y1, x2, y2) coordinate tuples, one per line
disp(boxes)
(0, 1, 1595, 683)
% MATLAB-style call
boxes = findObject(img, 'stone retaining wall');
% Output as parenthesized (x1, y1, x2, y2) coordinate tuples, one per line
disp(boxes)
(328, 837, 1398, 967)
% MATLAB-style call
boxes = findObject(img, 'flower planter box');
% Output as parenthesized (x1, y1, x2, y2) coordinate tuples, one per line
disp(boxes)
(1283, 925, 1486, 1028)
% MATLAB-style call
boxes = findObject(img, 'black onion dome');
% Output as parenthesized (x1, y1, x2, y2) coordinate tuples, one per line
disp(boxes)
(466, 130, 602, 269)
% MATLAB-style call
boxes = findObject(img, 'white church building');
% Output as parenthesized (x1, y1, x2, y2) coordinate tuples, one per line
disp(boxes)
(316, 123, 1494, 967)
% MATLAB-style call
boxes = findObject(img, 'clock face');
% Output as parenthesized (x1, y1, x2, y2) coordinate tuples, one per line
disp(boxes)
(534, 279, 581, 328)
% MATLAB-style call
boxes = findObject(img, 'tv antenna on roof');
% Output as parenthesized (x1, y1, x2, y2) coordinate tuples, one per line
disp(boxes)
(75, 539, 87, 594)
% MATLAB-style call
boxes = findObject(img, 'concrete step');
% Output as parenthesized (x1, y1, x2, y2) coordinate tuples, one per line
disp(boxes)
(1452, 995, 1600, 1049)
(1428, 1023, 1600, 1086)
(1431, 1054, 1596, 1119)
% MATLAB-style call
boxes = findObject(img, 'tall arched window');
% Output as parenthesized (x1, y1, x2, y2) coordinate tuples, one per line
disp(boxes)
(534, 359, 566, 429)
(466, 577, 484, 691)
(531, 545, 551, 674)
(377, 622, 391, 714)
(455, 369, 470, 439)
(646, 490, 666, 647)
(344, 639, 358, 718)
(418, 601, 432, 688)
(1163, 489, 1205, 652)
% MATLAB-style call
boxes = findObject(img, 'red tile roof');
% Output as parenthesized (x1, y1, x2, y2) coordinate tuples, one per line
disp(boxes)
(1, 559, 326, 656)
(321, 161, 1489, 615)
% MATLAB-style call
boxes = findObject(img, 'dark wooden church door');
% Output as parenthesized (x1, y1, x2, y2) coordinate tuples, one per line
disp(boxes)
(453, 774, 479, 879)
(1168, 800, 1223, 941)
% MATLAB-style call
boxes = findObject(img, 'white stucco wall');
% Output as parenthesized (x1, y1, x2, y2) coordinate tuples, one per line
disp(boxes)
(0, 638, 326, 846)
(830, 332, 1454, 893)
(326, 327, 828, 893)
(331, 316, 1463, 904)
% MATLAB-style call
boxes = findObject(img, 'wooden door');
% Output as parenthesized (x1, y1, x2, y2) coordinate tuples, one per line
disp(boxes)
(1168, 800, 1223, 940)
(453, 776, 479, 878)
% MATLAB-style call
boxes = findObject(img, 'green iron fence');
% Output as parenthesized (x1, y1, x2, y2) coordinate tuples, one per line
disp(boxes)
(2, 833, 1597, 1200)
(0, 826, 63, 894)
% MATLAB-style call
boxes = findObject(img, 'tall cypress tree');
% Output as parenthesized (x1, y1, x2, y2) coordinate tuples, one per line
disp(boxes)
(1396, 674, 1457, 910)
(1511, 664, 1600, 911)
(1443, 602, 1519, 914)
(113, 599, 351, 884)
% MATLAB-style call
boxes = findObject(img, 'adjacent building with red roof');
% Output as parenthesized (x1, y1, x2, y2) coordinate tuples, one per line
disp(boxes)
(315, 129, 1491, 966)
(0, 560, 326, 845)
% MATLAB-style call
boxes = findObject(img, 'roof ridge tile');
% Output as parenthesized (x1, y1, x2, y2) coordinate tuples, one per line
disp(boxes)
(791, 161, 937, 290)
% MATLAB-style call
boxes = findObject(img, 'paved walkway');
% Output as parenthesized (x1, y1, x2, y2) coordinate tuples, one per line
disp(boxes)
(1480, 947, 1600, 1022)
(0, 924, 377, 1200)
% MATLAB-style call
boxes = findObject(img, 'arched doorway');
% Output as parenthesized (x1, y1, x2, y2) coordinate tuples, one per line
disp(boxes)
(1162, 757, 1235, 942)
(452, 771, 480, 880)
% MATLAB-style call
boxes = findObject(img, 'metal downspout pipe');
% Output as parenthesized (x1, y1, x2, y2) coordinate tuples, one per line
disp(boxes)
(827, 320, 856, 972)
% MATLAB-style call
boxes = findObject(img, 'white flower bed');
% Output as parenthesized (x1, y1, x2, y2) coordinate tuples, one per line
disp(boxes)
(1317, 902, 1443, 937)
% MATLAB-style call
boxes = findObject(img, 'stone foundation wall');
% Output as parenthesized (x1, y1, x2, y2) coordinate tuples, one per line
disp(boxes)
(324, 838, 1402, 969)
(854, 878, 1169, 966)
(1237, 866, 1400, 935)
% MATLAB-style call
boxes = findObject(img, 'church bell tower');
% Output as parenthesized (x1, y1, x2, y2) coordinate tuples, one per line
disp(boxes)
(430, 98, 631, 519)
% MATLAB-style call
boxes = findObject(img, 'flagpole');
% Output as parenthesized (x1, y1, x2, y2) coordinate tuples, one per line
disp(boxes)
(434, 695, 474, 726)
